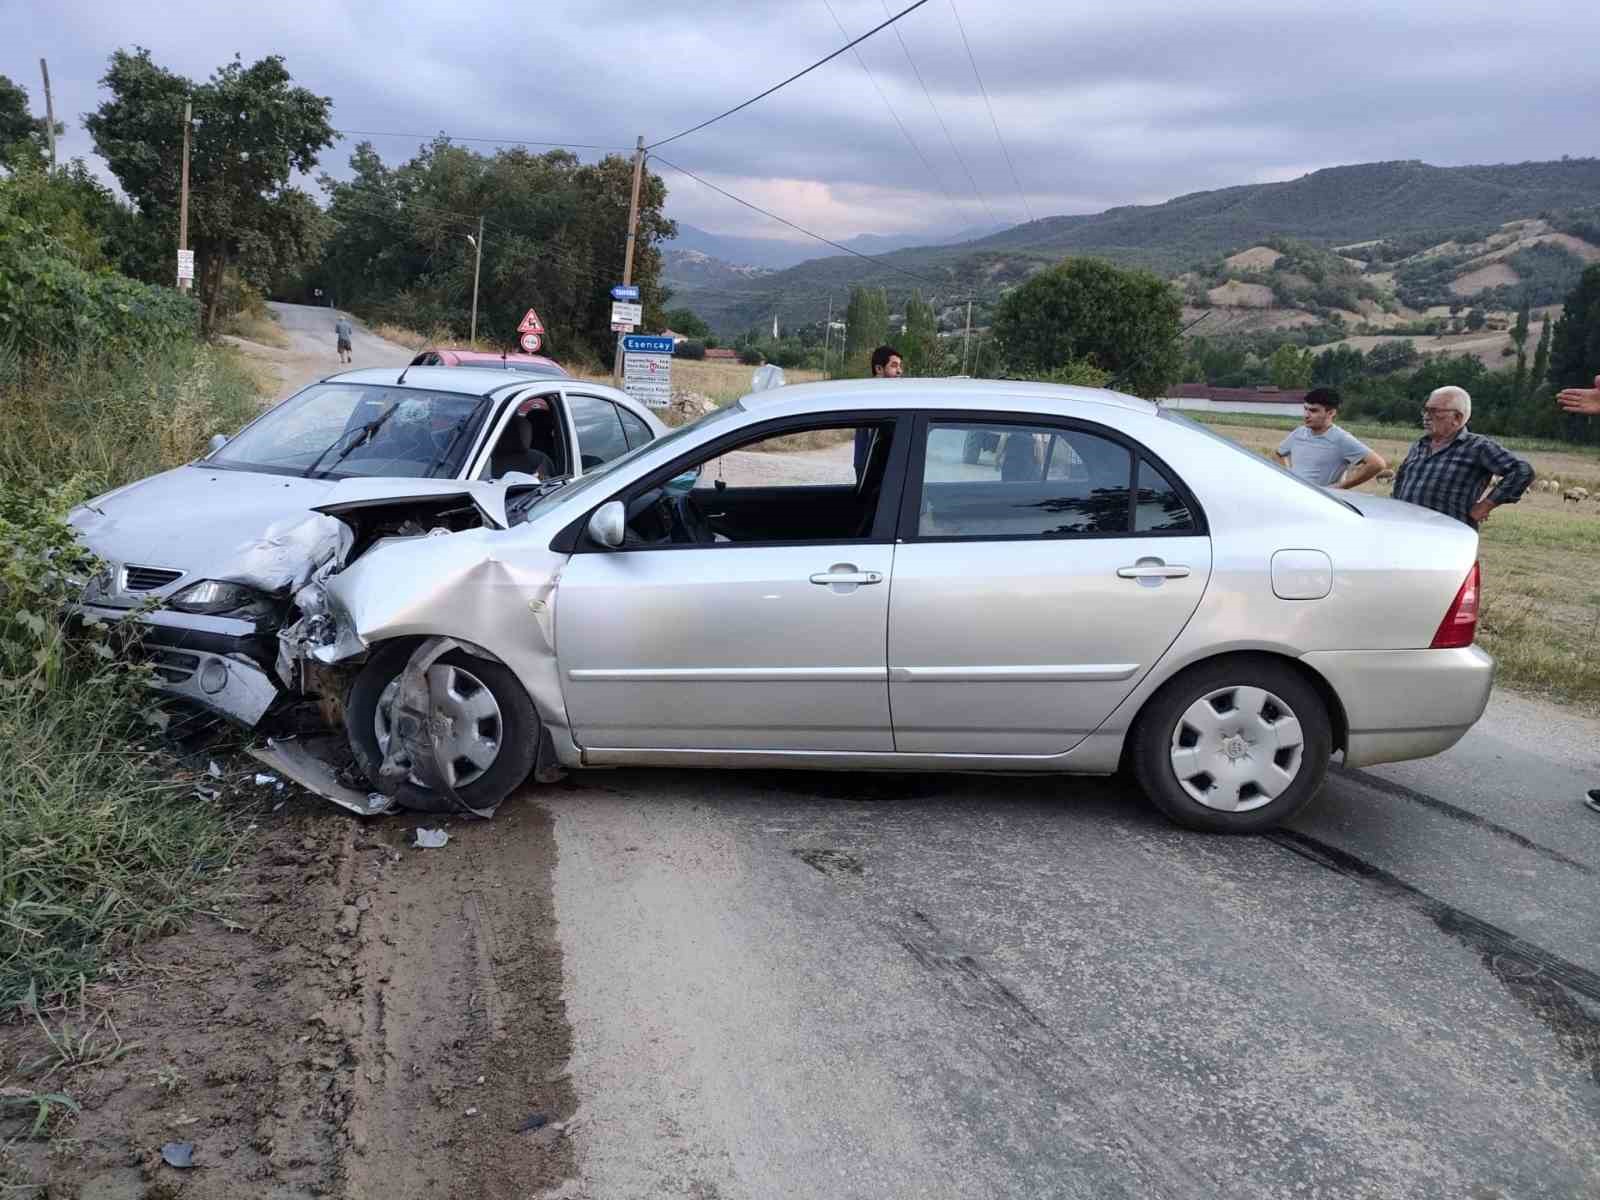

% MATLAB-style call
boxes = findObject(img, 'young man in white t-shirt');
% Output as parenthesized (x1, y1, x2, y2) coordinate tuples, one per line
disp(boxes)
(1274, 388, 1386, 489)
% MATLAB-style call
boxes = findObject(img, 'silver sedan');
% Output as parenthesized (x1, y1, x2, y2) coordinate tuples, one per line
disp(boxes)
(284, 379, 1492, 832)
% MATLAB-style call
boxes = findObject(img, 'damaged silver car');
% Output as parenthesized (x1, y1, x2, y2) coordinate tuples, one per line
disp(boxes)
(276, 378, 1493, 833)
(69, 366, 662, 728)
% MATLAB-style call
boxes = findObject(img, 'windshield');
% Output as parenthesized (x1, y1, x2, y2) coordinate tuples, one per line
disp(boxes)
(1158, 407, 1359, 514)
(512, 403, 744, 519)
(209, 383, 497, 480)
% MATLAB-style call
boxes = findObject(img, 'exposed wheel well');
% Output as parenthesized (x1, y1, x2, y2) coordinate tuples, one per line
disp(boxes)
(1125, 650, 1349, 762)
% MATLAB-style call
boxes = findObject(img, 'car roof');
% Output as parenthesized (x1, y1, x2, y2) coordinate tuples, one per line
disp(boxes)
(735, 377, 1156, 419)
(432, 348, 565, 370)
(324, 366, 565, 396)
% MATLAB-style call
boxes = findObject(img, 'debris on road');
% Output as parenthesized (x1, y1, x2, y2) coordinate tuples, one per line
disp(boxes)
(414, 828, 450, 848)
(249, 738, 395, 818)
(207, 761, 223, 779)
(253, 773, 278, 787)
(160, 1141, 195, 1169)
(516, 1112, 549, 1132)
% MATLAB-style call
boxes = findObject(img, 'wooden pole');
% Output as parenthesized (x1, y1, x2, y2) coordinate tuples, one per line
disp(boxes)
(177, 99, 192, 292)
(613, 135, 646, 386)
(39, 59, 56, 169)
(469, 215, 484, 345)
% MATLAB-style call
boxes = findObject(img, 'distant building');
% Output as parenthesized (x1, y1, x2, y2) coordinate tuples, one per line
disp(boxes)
(1162, 384, 1310, 415)
(704, 347, 739, 361)
(658, 329, 689, 346)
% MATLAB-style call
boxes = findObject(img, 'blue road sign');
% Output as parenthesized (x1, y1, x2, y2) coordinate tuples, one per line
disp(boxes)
(622, 334, 675, 355)
(611, 284, 641, 302)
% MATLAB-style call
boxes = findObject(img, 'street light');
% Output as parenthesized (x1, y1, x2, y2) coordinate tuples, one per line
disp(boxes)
(465, 217, 483, 346)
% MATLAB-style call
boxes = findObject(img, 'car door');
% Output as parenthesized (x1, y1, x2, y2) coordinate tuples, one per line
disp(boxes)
(563, 390, 636, 475)
(888, 414, 1212, 755)
(556, 413, 908, 752)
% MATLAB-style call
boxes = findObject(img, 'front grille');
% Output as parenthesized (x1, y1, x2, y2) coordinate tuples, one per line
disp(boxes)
(151, 650, 200, 684)
(123, 565, 183, 592)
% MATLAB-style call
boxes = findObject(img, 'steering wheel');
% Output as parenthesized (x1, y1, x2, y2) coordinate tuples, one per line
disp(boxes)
(673, 493, 715, 544)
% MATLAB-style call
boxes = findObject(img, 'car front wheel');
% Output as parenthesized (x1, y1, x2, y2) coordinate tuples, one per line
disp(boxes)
(1130, 657, 1331, 833)
(345, 641, 539, 814)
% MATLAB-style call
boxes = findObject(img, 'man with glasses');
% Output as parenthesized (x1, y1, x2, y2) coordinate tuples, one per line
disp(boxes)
(1392, 385, 1532, 528)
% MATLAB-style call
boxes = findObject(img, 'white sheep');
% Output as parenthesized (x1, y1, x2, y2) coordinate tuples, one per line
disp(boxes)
(1564, 487, 1588, 503)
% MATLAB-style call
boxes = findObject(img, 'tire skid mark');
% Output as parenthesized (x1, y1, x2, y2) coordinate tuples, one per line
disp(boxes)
(1332, 765, 1595, 875)
(1268, 829, 1600, 1087)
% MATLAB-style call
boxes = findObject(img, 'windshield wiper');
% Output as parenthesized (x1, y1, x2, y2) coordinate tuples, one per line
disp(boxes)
(423, 398, 490, 478)
(302, 403, 402, 479)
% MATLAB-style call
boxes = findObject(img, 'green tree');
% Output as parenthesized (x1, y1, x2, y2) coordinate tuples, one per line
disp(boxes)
(1269, 343, 1313, 389)
(991, 258, 1182, 397)
(844, 286, 889, 362)
(1465, 308, 1486, 331)
(900, 290, 939, 375)
(1311, 344, 1366, 387)
(1531, 317, 1553, 389)
(85, 48, 334, 331)
(1366, 340, 1420, 374)
(0, 74, 53, 168)
(1550, 265, 1600, 388)
(1509, 295, 1531, 401)
(663, 307, 710, 338)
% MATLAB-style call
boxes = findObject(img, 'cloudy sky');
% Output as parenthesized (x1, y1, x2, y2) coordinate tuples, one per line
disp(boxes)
(8, 0, 1598, 247)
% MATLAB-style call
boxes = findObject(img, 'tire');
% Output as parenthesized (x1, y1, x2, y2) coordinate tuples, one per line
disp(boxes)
(345, 641, 539, 814)
(962, 430, 985, 464)
(1129, 656, 1331, 833)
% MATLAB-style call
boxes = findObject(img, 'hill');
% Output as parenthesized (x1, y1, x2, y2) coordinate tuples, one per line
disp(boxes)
(670, 158, 1600, 334)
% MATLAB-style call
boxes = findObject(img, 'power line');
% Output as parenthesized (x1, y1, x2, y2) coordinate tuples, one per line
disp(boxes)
(877, 0, 1000, 230)
(947, 0, 1032, 225)
(646, 0, 933, 151)
(819, 0, 964, 231)
(651, 154, 951, 291)
(334, 127, 631, 152)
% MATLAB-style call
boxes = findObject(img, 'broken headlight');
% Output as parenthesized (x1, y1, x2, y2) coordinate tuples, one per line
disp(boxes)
(166, 580, 277, 620)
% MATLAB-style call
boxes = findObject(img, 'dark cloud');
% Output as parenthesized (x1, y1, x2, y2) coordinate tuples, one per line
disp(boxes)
(10, 0, 1598, 247)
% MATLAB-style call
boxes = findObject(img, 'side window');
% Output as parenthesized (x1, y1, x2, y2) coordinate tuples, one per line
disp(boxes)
(919, 422, 1132, 538)
(1135, 459, 1196, 533)
(617, 406, 654, 450)
(568, 394, 630, 469)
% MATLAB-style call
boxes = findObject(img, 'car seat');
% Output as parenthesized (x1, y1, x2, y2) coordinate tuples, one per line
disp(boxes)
(490, 416, 556, 479)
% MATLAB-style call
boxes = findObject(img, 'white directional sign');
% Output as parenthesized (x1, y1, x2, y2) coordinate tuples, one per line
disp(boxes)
(176, 249, 195, 282)
(622, 335, 673, 409)
(610, 300, 642, 326)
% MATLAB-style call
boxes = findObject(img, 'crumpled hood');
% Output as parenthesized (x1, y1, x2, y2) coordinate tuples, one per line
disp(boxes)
(70, 465, 348, 600)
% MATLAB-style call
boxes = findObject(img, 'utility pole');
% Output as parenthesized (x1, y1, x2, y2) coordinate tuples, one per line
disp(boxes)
(961, 300, 973, 375)
(468, 215, 484, 345)
(38, 59, 56, 169)
(823, 295, 833, 379)
(613, 134, 646, 386)
(177, 99, 193, 293)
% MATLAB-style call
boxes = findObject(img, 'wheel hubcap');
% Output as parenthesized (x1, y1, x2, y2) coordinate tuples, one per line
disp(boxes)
(1169, 685, 1305, 813)
(375, 663, 503, 790)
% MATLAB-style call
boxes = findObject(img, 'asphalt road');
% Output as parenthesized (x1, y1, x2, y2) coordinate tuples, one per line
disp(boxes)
(544, 686, 1600, 1199)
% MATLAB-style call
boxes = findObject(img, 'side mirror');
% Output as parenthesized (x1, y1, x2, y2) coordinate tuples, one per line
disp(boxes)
(587, 500, 625, 549)
(208, 433, 228, 453)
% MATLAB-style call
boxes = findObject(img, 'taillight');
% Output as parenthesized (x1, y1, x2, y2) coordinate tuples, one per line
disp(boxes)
(1430, 562, 1480, 649)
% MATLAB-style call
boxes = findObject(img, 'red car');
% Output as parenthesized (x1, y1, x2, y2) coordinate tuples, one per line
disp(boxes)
(408, 347, 567, 378)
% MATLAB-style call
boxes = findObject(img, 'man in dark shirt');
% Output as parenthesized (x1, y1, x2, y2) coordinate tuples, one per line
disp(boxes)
(854, 345, 902, 481)
(1392, 385, 1532, 527)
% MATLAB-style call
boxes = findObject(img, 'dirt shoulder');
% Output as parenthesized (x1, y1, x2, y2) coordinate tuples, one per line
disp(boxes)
(1, 788, 576, 1199)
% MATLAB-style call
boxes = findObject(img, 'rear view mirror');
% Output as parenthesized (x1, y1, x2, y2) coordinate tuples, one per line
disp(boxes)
(587, 500, 625, 549)
(208, 433, 228, 453)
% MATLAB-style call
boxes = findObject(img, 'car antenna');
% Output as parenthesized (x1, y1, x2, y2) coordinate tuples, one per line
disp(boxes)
(397, 363, 410, 385)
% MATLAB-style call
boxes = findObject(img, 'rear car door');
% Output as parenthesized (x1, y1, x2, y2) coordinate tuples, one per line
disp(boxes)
(563, 391, 636, 475)
(888, 414, 1212, 754)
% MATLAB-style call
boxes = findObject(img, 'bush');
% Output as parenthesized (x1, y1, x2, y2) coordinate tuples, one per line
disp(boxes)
(675, 339, 706, 360)
(737, 346, 764, 366)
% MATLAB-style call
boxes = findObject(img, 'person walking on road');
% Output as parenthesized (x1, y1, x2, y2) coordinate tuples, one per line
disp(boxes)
(855, 345, 902, 481)
(1554, 375, 1600, 815)
(1274, 388, 1387, 488)
(1392, 385, 1533, 528)
(334, 313, 354, 365)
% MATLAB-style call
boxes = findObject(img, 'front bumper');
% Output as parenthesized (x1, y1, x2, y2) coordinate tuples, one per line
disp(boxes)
(1300, 644, 1494, 768)
(77, 603, 282, 726)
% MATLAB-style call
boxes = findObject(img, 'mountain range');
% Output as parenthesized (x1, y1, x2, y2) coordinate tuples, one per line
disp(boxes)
(664, 158, 1600, 334)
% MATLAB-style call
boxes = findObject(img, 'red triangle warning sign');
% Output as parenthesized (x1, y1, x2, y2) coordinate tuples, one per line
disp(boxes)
(517, 308, 545, 335)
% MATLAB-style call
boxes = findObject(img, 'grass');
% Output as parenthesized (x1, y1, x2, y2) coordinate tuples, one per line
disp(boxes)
(1203, 420, 1600, 706)
(219, 308, 289, 350)
(0, 338, 267, 1009)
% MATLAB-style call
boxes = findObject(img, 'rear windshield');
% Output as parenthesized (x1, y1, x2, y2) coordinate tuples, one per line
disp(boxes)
(1157, 408, 1358, 515)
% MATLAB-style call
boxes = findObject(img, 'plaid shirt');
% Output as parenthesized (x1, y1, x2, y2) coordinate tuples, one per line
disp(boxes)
(1392, 429, 1533, 527)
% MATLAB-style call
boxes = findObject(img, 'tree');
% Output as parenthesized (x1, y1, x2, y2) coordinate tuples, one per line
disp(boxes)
(900, 290, 938, 375)
(86, 49, 335, 331)
(663, 307, 710, 338)
(0, 74, 51, 168)
(1550, 265, 1600, 388)
(991, 257, 1182, 397)
(844, 286, 889, 360)
(1465, 308, 1486, 331)
(1311, 344, 1366, 387)
(1269, 343, 1313, 389)
(1531, 317, 1553, 390)
(1510, 295, 1531, 402)
(1366, 340, 1420, 374)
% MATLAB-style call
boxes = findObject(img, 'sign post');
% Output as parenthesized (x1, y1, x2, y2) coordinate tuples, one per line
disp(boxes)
(620, 334, 674, 409)
(517, 308, 545, 354)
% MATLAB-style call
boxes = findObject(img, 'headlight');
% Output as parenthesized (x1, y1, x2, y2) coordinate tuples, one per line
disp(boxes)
(166, 580, 276, 620)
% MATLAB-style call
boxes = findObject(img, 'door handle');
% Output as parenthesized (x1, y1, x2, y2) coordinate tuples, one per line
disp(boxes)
(1117, 563, 1190, 579)
(810, 570, 883, 586)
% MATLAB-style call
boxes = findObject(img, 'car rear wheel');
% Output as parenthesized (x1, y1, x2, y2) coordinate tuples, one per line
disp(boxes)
(1130, 657, 1330, 833)
(346, 641, 539, 814)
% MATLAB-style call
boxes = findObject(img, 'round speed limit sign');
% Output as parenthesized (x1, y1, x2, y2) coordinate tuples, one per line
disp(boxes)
(519, 332, 542, 353)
